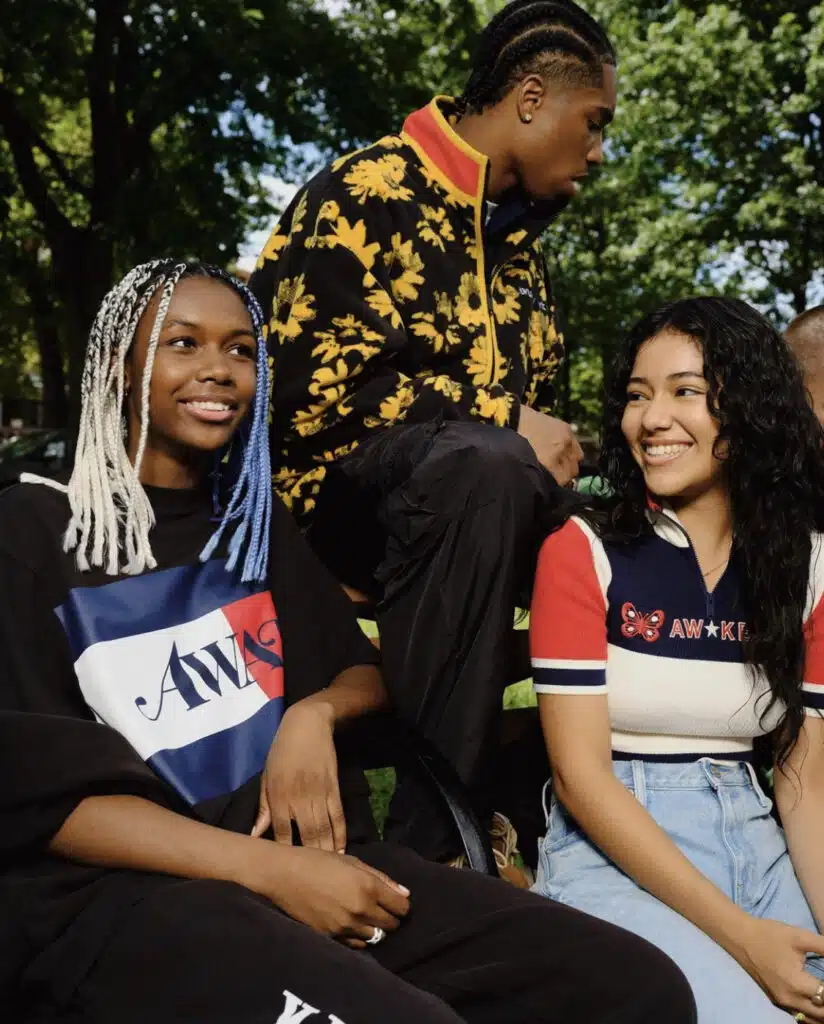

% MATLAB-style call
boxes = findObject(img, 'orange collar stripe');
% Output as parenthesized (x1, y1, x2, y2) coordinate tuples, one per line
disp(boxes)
(402, 97, 485, 200)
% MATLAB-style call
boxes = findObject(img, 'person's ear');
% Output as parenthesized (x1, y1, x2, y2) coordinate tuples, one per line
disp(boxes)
(516, 74, 546, 123)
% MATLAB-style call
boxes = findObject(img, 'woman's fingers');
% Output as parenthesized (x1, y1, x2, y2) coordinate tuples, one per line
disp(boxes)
(271, 803, 294, 845)
(793, 970, 824, 1023)
(250, 786, 271, 838)
(327, 789, 347, 853)
(796, 930, 824, 960)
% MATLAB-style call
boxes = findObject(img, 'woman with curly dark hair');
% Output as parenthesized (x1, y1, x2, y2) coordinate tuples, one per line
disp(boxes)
(529, 296, 824, 1022)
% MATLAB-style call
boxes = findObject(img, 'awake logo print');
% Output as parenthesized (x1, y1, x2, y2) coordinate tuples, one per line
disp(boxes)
(56, 560, 284, 805)
(620, 602, 665, 643)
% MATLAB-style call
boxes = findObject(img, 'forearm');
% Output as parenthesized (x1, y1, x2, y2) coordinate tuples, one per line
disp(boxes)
(555, 768, 753, 958)
(50, 794, 269, 891)
(777, 776, 824, 929)
(300, 664, 388, 726)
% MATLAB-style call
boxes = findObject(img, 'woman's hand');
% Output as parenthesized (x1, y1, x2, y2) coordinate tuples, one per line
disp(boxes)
(252, 697, 346, 852)
(734, 917, 824, 1020)
(245, 843, 410, 948)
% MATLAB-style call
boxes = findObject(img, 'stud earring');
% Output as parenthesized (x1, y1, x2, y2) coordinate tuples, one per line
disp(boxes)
(522, 113, 533, 123)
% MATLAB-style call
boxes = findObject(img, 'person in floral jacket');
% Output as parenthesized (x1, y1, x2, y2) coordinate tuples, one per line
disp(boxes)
(250, 0, 618, 866)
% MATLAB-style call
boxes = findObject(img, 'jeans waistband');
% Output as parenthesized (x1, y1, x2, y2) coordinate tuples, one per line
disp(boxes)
(610, 757, 765, 791)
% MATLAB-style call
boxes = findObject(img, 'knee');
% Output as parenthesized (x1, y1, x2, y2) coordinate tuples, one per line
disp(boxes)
(511, 903, 697, 1024)
(594, 930, 696, 1024)
(432, 423, 546, 509)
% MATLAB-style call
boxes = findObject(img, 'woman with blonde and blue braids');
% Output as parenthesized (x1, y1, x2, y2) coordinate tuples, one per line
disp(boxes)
(0, 260, 696, 1024)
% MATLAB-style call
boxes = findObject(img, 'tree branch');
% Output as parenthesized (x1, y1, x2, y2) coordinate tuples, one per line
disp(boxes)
(87, 0, 130, 221)
(0, 85, 74, 240)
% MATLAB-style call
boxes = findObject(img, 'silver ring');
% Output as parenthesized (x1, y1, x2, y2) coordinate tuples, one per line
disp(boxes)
(365, 926, 385, 946)
(813, 983, 824, 1008)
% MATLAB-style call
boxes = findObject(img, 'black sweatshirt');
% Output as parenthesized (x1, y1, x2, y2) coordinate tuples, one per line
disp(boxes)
(0, 481, 379, 1009)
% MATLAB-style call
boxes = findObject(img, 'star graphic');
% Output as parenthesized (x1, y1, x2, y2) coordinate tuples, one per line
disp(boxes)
(705, 621, 719, 638)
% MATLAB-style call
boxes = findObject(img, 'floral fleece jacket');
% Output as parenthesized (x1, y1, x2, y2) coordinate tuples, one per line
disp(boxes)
(249, 96, 567, 524)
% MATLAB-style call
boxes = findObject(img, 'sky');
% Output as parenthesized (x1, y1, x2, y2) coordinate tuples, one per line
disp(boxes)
(237, 0, 345, 270)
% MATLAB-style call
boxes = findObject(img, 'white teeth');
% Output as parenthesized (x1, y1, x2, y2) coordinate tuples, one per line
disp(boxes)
(645, 444, 690, 457)
(187, 400, 231, 411)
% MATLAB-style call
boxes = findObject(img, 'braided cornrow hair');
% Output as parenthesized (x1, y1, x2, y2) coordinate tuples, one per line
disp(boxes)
(24, 260, 272, 584)
(458, 0, 615, 116)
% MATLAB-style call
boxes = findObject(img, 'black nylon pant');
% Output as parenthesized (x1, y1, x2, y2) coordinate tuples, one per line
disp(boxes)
(53, 844, 695, 1024)
(307, 421, 561, 861)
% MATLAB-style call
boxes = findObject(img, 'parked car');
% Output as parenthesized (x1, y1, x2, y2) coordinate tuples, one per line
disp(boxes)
(0, 429, 74, 490)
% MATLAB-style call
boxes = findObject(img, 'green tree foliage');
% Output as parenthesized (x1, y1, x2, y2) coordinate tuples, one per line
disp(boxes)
(535, 1, 824, 432)
(0, 0, 479, 423)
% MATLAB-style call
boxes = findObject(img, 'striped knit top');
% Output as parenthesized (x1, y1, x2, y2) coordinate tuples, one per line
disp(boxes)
(530, 507, 824, 762)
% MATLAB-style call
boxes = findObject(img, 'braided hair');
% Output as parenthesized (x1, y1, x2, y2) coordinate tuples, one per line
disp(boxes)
(27, 260, 272, 584)
(458, 0, 615, 116)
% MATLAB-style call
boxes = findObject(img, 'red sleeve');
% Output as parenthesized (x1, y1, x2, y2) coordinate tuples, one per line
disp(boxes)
(803, 593, 824, 713)
(530, 518, 608, 695)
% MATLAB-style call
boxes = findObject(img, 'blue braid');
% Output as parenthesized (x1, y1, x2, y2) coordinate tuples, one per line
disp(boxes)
(197, 270, 272, 584)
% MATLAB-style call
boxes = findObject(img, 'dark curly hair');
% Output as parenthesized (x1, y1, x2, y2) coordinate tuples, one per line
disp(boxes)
(592, 296, 824, 765)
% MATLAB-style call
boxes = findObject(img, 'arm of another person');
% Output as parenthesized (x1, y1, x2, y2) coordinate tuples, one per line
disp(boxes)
(532, 521, 824, 1015)
(776, 588, 824, 930)
(252, 496, 387, 849)
(517, 257, 582, 481)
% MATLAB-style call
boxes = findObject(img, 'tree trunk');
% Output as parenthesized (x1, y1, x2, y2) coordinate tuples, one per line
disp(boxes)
(792, 281, 809, 318)
(19, 255, 68, 427)
(51, 227, 115, 427)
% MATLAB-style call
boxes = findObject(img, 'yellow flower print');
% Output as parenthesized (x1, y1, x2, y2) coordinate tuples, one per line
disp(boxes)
(292, 402, 328, 437)
(255, 230, 288, 268)
(417, 205, 455, 251)
(431, 376, 463, 402)
(384, 233, 424, 304)
(315, 440, 360, 463)
(473, 389, 513, 427)
(528, 310, 546, 364)
(505, 264, 534, 283)
(454, 272, 486, 329)
(291, 192, 308, 235)
(271, 275, 316, 342)
(466, 335, 494, 385)
(506, 229, 528, 246)
(312, 316, 383, 363)
(363, 275, 403, 330)
(331, 217, 380, 270)
(364, 378, 416, 427)
(463, 233, 481, 261)
(344, 154, 413, 204)
(418, 164, 464, 207)
(545, 309, 561, 348)
(319, 314, 383, 345)
(272, 466, 328, 518)
(308, 359, 350, 397)
(375, 135, 404, 150)
(318, 199, 341, 222)
(492, 278, 521, 325)
(410, 292, 462, 353)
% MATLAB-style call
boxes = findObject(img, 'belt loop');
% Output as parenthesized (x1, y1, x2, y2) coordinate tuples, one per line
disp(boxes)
(541, 777, 552, 826)
(701, 757, 723, 788)
(631, 759, 647, 806)
(743, 760, 763, 794)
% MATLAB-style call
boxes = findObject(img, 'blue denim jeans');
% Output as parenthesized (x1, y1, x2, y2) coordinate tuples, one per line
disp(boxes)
(532, 759, 824, 1022)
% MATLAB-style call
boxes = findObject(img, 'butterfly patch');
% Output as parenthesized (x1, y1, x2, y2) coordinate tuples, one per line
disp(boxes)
(621, 602, 665, 642)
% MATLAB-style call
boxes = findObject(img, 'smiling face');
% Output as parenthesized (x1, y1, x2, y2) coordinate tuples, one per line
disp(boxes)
(621, 330, 726, 506)
(124, 275, 257, 485)
(511, 62, 616, 202)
